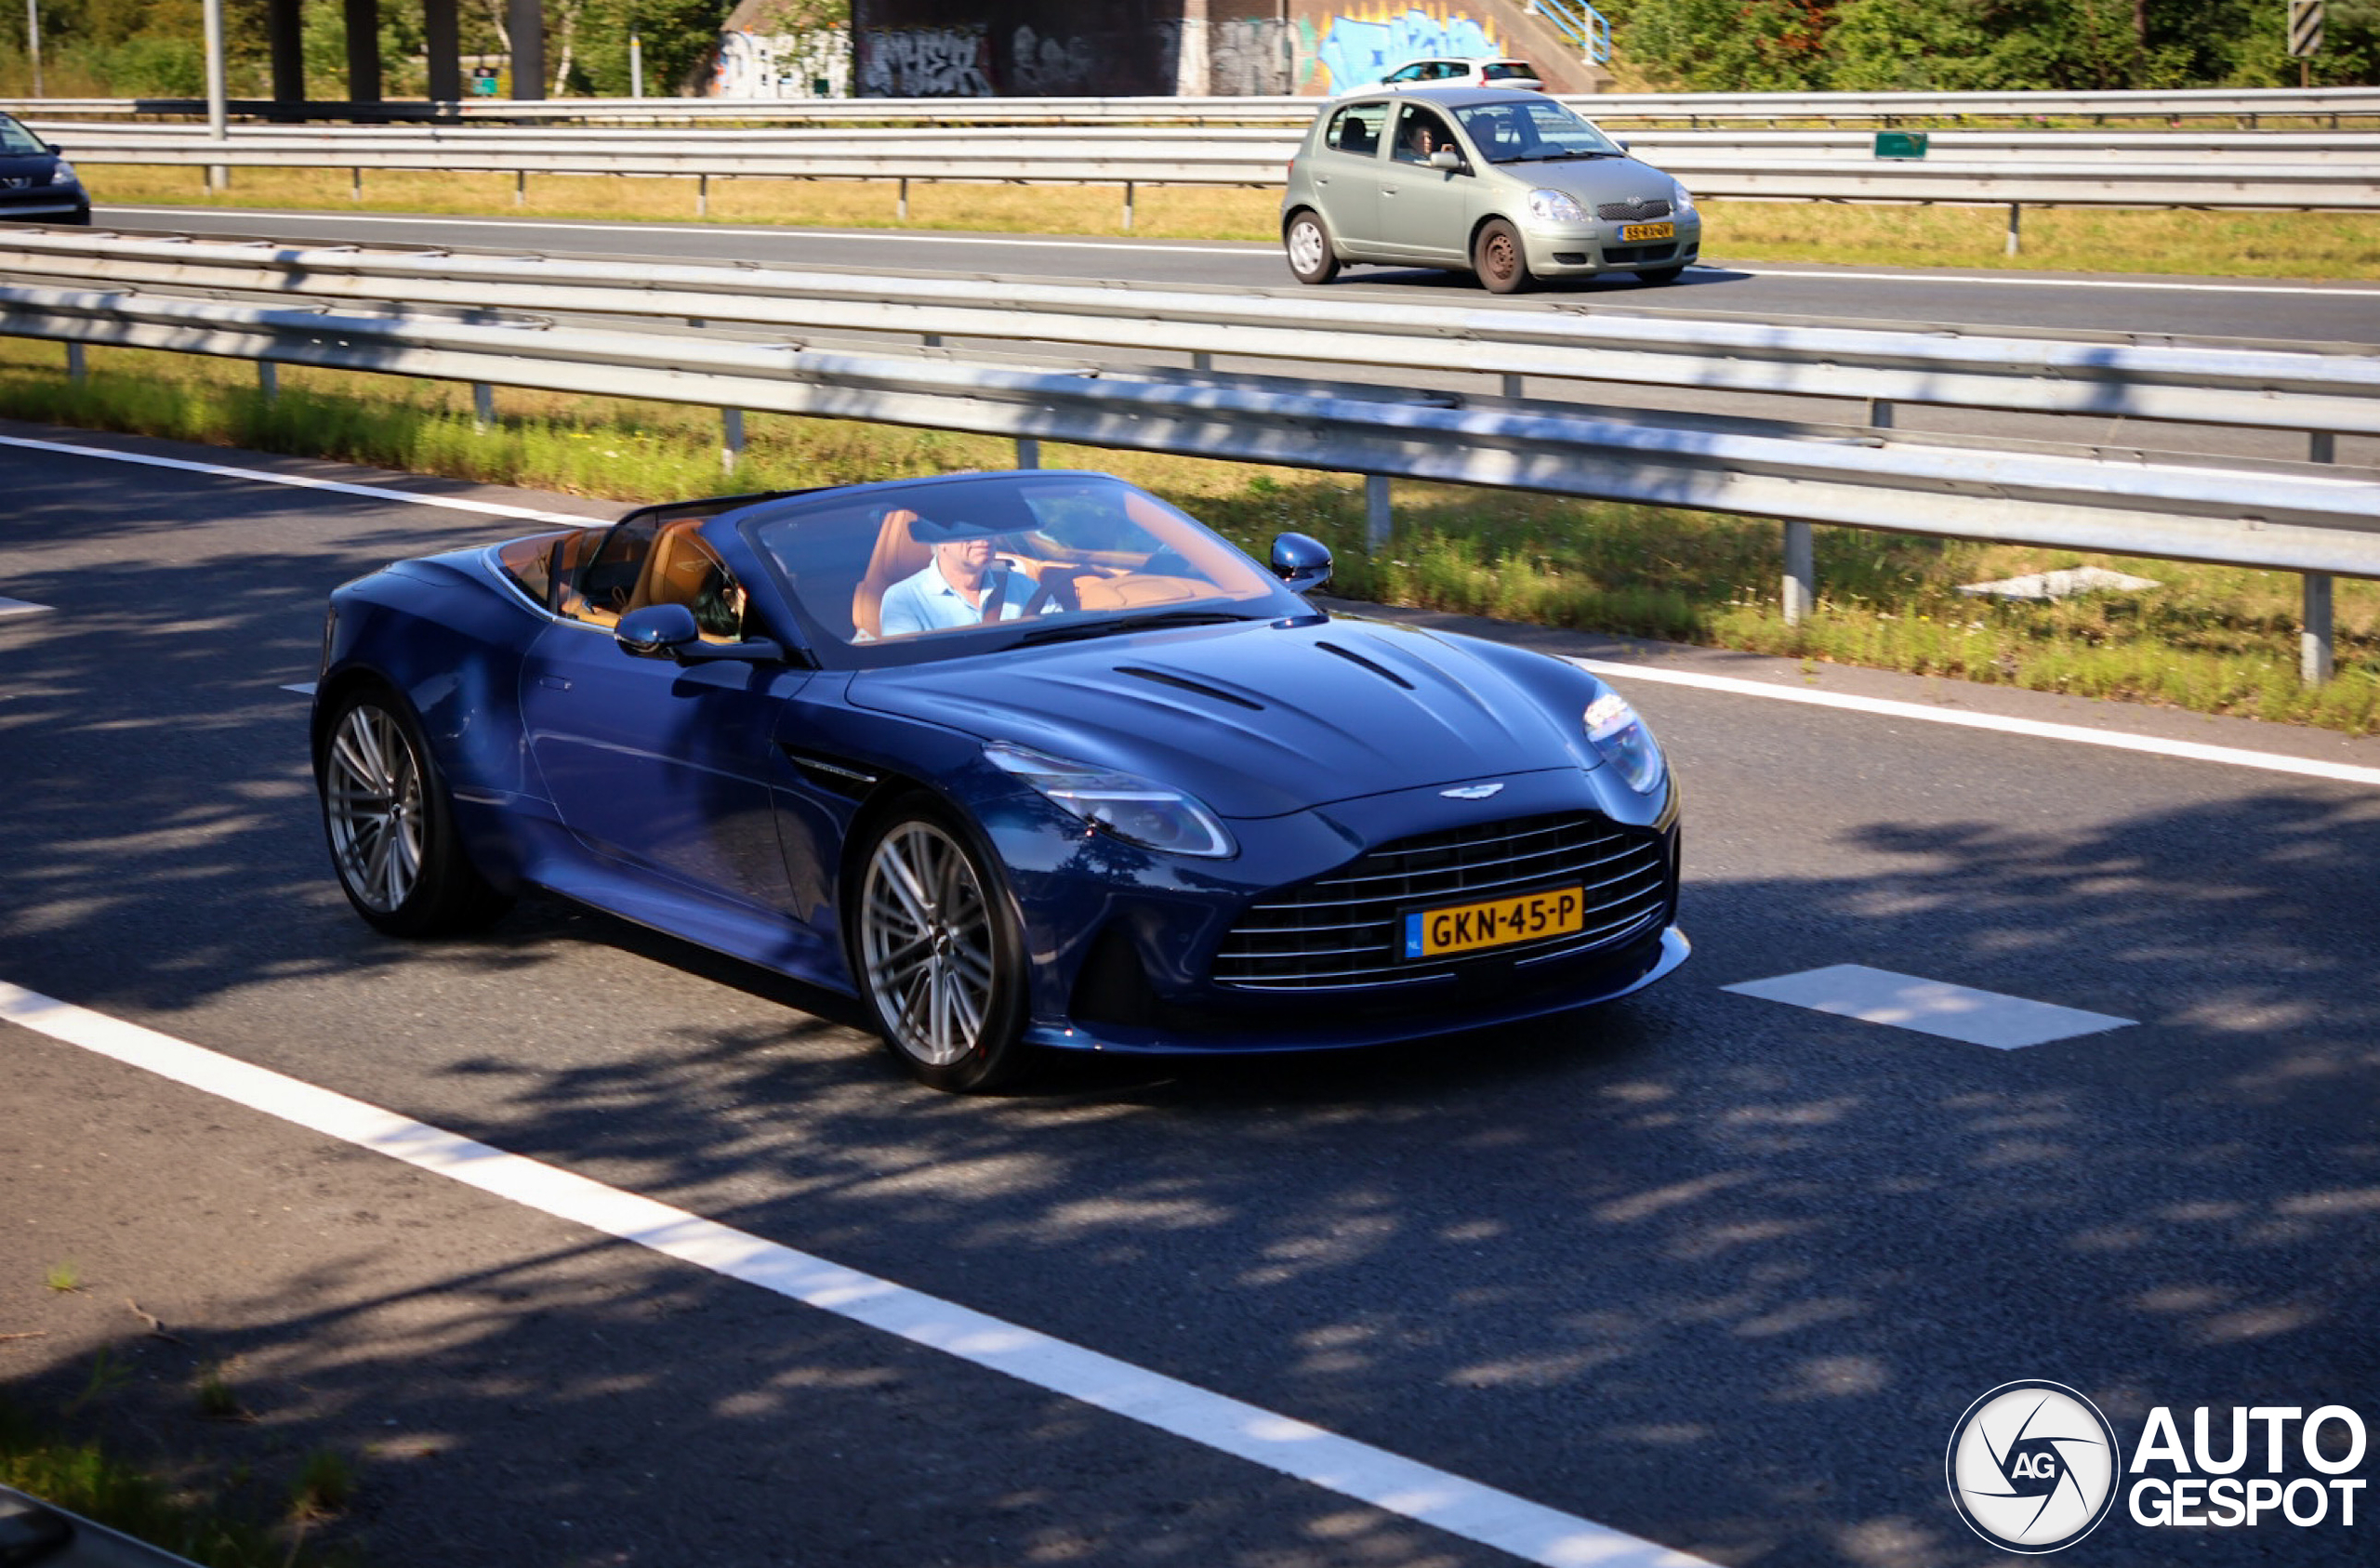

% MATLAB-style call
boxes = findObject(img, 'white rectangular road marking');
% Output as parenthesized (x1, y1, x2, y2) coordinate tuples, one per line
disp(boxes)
(0, 597, 50, 615)
(1723, 964, 2135, 1049)
(0, 981, 1713, 1568)
(282, 681, 317, 696)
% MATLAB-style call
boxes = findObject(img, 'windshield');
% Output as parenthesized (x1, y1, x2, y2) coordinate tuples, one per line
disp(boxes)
(1454, 99, 1624, 164)
(0, 115, 48, 157)
(746, 472, 1298, 666)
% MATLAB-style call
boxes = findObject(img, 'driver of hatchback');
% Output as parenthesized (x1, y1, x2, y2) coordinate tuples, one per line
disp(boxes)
(878, 533, 1038, 636)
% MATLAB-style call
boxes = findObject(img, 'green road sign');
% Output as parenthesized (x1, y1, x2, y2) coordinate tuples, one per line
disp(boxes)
(1873, 130, 1929, 159)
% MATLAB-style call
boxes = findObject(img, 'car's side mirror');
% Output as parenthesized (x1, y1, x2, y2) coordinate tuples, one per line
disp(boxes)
(1612, 138, 1631, 153)
(1428, 148, 1461, 172)
(615, 602, 788, 665)
(616, 602, 699, 658)
(1268, 532, 1333, 595)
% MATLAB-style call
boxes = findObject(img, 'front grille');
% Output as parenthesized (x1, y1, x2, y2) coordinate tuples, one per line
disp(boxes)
(1212, 813, 1671, 991)
(1597, 197, 1673, 222)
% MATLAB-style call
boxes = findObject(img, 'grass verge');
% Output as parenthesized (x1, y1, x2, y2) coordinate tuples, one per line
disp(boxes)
(6, 337, 2375, 732)
(86, 164, 2380, 282)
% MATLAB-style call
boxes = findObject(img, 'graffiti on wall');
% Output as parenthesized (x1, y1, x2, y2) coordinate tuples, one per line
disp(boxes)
(1210, 18, 1296, 96)
(858, 26, 993, 97)
(1010, 25, 1099, 94)
(1310, 7, 1503, 95)
(711, 29, 852, 99)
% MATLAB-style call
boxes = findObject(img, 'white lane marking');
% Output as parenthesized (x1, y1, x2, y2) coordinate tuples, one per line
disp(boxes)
(1571, 658, 2380, 791)
(1722, 964, 2135, 1049)
(1716, 264, 2380, 301)
(106, 208, 1257, 257)
(101, 209, 2380, 298)
(0, 434, 600, 525)
(0, 981, 1712, 1568)
(0, 596, 50, 615)
(282, 681, 317, 695)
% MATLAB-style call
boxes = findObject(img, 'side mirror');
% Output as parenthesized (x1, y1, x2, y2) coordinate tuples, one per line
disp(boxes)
(1268, 532, 1333, 596)
(1612, 138, 1631, 153)
(1428, 147, 1461, 172)
(616, 602, 699, 658)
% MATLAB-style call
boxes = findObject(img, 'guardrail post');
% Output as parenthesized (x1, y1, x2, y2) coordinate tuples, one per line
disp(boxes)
(1016, 437, 1040, 468)
(697, 173, 708, 217)
(721, 407, 745, 473)
(65, 342, 86, 384)
(1868, 397, 1894, 429)
(473, 382, 495, 429)
(1191, 351, 1212, 373)
(897, 177, 908, 221)
(2310, 431, 2335, 464)
(258, 362, 277, 402)
(351, 167, 363, 202)
(1365, 473, 1391, 549)
(1123, 180, 1135, 233)
(1782, 520, 1816, 625)
(2303, 573, 2334, 686)
(2004, 203, 2021, 257)
(1501, 373, 1524, 400)
(515, 171, 527, 207)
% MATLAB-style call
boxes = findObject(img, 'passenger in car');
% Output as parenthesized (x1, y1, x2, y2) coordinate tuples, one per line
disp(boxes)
(878, 534, 1037, 636)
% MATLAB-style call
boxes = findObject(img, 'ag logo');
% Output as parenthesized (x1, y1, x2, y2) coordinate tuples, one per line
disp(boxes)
(1947, 1381, 2120, 1553)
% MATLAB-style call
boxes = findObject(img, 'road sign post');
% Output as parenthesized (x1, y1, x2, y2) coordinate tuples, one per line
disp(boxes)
(2288, 0, 2323, 87)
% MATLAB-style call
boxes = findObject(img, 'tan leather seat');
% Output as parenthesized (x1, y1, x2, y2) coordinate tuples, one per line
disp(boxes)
(625, 520, 717, 614)
(851, 508, 928, 639)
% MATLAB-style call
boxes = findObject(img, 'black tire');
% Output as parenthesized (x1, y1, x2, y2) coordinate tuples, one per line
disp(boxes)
(1634, 265, 1687, 284)
(850, 797, 1031, 1092)
(1474, 218, 1533, 295)
(316, 684, 512, 938)
(1283, 208, 1341, 285)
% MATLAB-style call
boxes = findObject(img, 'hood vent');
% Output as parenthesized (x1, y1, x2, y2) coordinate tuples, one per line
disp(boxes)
(1114, 665, 1264, 710)
(1314, 640, 1415, 690)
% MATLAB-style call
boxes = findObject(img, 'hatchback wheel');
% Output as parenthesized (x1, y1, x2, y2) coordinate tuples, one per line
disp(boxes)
(1474, 218, 1533, 295)
(1285, 209, 1340, 285)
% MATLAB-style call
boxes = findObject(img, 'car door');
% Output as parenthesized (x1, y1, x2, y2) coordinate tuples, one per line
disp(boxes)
(1306, 99, 1388, 252)
(1376, 102, 1474, 265)
(518, 520, 811, 912)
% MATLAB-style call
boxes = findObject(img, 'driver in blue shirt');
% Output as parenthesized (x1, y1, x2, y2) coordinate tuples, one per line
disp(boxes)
(879, 534, 1035, 637)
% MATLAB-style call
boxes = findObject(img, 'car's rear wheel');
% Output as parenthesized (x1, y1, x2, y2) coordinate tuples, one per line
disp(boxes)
(1474, 218, 1533, 295)
(1284, 209, 1340, 285)
(1635, 265, 1686, 284)
(853, 800, 1030, 1092)
(317, 686, 511, 937)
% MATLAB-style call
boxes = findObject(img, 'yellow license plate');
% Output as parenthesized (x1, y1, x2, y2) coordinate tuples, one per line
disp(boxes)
(1620, 222, 1675, 243)
(1404, 887, 1586, 959)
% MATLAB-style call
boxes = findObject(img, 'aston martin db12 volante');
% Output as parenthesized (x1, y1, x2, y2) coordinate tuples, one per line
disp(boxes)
(312, 471, 1686, 1089)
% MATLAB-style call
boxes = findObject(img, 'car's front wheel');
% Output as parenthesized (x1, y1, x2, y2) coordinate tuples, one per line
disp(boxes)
(853, 800, 1030, 1092)
(1474, 218, 1533, 295)
(317, 686, 511, 937)
(1284, 209, 1340, 285)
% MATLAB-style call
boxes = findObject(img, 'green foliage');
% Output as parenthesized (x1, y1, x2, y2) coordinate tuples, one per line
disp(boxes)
(562, 0, 742, 98)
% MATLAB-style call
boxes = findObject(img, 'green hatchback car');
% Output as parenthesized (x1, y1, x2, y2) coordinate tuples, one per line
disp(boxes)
(1280, 86, 1699, 293)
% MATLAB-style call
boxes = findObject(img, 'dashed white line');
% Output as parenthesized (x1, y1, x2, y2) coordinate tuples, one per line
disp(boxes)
(1573, 658, 2380, 791)
(0, 980, 1713, 1568)
(1722, 965, 2136, 1049)
(282, 681, 317, 696)
(0, 596, 50, 615)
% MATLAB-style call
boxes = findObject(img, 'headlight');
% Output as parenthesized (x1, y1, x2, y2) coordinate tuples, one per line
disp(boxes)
(985, 742, 1235, 859)
(1582, 692, 1665, 795)
(1671, 179, 1698, 215)
(49, 160, 78, 187)
(1526, 188, 1588, 227)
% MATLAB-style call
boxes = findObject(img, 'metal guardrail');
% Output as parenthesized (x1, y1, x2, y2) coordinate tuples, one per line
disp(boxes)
(31, 123, 2380, 221)
(11, 87, 2380, 126)
(0, 231, 2370, 446)
(0, 235, 2371, 679)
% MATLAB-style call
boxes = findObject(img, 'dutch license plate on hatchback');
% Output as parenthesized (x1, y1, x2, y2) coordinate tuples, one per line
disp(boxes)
(1404, 887, 1585, 959)
(1620, 222, 1675, 243)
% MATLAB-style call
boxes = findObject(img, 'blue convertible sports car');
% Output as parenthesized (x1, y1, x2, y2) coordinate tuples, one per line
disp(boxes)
(312, 470, 1686, 1089)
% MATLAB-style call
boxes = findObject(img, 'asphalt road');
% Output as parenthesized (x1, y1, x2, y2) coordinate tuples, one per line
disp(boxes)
(4, 423, 2379, 1567)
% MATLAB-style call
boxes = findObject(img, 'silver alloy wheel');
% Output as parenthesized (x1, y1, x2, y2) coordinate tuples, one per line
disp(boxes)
(860, 820, 997, 1068)
(1287, 217, 1327, 276)
(324, 703, 424, 915)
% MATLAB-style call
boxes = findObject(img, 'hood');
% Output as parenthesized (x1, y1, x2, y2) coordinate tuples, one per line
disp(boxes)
(1532, 158, 1678, 209)
(847, 616, 1596, 818)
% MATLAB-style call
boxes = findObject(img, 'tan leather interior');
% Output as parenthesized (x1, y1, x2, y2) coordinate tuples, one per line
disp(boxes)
(851, 508, 929, 639)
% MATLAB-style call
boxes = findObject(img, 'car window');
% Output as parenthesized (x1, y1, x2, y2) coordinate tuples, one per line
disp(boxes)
(747, 474, 1289, 662)
(1481, 61, 1535, 81)
(1455, 99, 1624, 163)
(0, 115, 47, 156)
(1323, 101, 1387, 157)
(1392, 104, 1457, 165)
(1383, 63, 1427, 84)
(559, 515, 748, 641)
